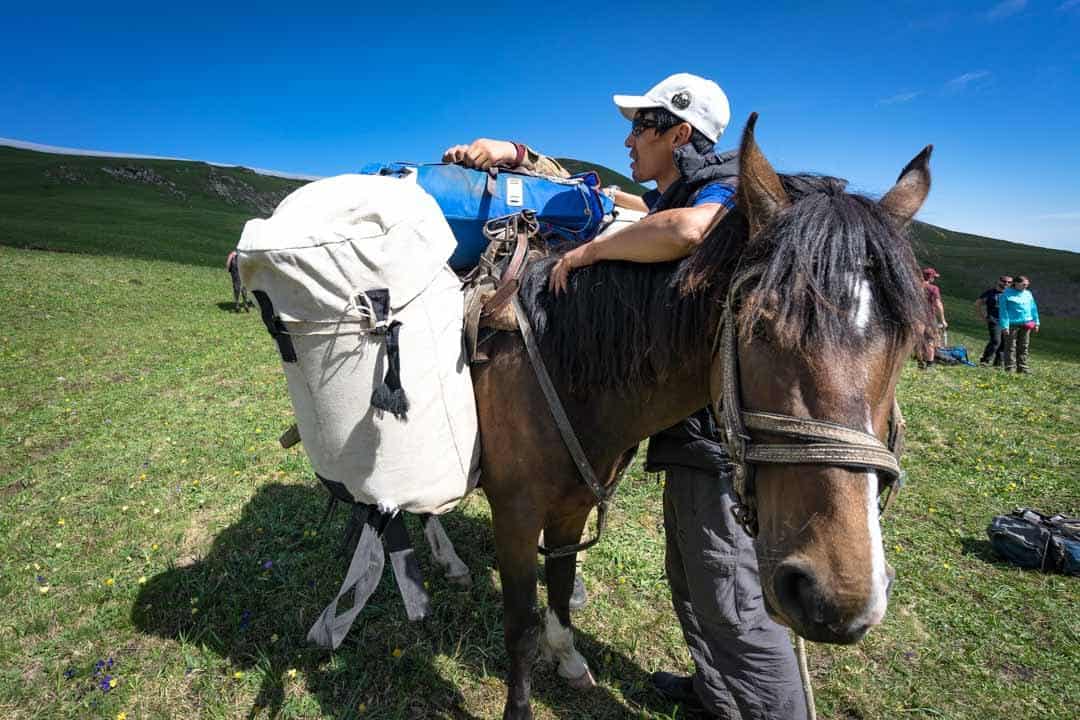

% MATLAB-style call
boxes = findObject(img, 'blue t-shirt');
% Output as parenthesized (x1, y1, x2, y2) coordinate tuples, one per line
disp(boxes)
(645, 181, 737, 213)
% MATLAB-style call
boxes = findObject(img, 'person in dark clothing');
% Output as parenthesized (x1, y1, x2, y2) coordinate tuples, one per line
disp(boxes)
(975, 275, 1012, 366)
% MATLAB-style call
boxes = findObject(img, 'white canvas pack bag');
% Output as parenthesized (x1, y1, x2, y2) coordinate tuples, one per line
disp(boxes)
(238, 173, 480, 517)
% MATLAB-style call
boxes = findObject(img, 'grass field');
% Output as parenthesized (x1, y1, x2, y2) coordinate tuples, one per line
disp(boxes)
(1, 242, 1077, 720)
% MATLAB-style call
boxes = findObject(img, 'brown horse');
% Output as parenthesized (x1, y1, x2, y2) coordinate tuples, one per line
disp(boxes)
(472, 115, 931, 719)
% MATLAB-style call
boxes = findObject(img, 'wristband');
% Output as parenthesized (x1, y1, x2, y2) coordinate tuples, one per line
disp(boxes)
(512, 142, 527, 168)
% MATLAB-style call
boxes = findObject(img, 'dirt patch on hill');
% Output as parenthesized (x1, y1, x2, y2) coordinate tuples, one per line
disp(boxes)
(102, 165, 186, 199)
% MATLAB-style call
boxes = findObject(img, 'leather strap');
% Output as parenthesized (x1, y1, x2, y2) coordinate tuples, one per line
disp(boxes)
(511, 294, 610, 558)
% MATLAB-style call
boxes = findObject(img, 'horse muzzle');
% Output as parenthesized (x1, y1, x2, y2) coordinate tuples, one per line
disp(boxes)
(767, 558, 895, 644)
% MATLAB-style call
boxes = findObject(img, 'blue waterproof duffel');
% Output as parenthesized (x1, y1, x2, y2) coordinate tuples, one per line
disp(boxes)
(360, 162, 614, 270)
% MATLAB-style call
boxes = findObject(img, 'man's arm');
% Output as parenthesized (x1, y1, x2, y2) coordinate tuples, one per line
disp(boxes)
(611, 190, 649, 212)
(548, 203, 727, 294)
(974, 296, 987, 321)
(935, 298, 947, 328)
(442, 138, 569, 178)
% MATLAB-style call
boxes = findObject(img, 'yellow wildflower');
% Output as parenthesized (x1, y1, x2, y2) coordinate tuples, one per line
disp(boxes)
(117, 713, 127, 720)
(104, 578, 114, 587)
(109, 677, 118, 688)
(287, 668, 298, 679)
(234, 671, 244, 680)
(138, 576, 147, 585)
(391, 648, 403, 658)
(39, 586, 50, 595)
(57, 518, 65, 526)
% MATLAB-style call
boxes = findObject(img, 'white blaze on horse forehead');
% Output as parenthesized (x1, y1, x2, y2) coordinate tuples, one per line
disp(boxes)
(853, 410, 889, 628)
(847, 274, 874, 332)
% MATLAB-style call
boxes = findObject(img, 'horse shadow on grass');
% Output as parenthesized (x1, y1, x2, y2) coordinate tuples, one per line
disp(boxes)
(132, 483, 675, 719)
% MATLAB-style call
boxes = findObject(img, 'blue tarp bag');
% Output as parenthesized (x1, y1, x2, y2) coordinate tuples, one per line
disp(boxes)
(934, 345, 976, 366)
(987, 508, 1080, 576)
(360, 162, 614, 270)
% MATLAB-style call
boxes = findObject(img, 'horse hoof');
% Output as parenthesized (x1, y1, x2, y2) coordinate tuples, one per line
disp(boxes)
(565, 667, 597, 691)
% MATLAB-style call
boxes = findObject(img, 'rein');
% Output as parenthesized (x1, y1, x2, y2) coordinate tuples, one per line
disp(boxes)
(710, 274, 907, 537)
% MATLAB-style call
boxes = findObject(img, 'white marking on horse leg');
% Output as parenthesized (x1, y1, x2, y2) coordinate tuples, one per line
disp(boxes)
(542, 608, 595, 688)
(853, 470, 889, 629)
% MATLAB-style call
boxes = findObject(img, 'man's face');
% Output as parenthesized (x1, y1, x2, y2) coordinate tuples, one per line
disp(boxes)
(624, 110, 681, 183)
(997, 276, 1012, 290)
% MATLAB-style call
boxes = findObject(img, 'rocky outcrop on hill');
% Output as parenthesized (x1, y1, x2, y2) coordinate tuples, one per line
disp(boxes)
(43, 165, 87, 184)
(205, 167, 291, 215)
(102, 165, 186, 199)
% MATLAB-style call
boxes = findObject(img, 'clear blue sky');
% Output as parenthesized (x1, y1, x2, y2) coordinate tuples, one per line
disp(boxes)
(3, 1, 1079, 251)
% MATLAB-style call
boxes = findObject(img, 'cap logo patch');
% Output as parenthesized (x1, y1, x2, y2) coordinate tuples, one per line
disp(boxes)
(671, 91, 692, 110)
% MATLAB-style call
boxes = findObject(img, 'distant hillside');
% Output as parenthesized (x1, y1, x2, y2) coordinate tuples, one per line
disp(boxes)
(0, 145, 304, 268)
(2, 144, 1077, 316)
(555, 158, 647, 195)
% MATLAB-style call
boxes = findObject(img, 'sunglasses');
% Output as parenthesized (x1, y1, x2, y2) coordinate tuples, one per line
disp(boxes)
(630, 114, 675, 137)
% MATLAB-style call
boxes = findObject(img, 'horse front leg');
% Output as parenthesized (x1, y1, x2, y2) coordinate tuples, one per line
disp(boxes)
(493, 505, 544, 720)
(541, 511, 596, 690)
(420, 513, 472, 587)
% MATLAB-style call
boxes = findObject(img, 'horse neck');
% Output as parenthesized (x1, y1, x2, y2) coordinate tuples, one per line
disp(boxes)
(573, 305, 722, 463)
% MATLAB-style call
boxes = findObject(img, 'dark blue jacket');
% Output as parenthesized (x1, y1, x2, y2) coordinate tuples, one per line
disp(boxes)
(644, 144, 738, 474)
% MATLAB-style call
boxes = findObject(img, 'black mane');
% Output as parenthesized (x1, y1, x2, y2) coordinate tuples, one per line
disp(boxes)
(518, 175, 925, 394)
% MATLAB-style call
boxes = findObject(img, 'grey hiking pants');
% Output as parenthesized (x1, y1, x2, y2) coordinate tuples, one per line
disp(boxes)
(664, 467, 808, 720)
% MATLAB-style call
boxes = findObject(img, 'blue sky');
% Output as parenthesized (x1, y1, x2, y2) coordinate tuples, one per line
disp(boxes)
(3, 1, 1079, 251)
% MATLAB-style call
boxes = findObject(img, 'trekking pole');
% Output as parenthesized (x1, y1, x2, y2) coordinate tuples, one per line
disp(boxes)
(795, 634, 817, 720)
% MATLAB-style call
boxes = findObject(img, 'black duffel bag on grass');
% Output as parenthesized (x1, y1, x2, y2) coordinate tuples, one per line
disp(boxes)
(986, 508, 1080, 576)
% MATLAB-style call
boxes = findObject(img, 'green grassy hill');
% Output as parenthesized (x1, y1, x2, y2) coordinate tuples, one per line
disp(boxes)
(1, 144, 1077, 718)
(1, 145, 1077, 319)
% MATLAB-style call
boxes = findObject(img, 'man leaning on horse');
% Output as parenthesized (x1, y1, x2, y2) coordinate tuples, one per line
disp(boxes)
(445, 73, 807, 720)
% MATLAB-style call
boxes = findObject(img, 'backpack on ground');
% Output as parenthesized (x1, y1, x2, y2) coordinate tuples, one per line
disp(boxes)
(359, 162, 615, 270)
(934, 345, 975, 366)
(987, 508, 1080, 576)
(238, 173, 481, 647)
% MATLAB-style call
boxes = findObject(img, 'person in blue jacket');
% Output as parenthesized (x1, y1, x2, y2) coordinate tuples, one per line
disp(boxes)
(445, 73, 808, 720)
(999, 275, 1040, 373)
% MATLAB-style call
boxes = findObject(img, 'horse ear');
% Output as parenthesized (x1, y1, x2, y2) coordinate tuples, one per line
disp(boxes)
(880, 145, 933, 226)
(738, 112, 791, 241)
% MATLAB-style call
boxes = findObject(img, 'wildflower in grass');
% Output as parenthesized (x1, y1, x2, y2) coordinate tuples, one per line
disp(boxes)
(37, 575, 46, 584)
(261, 560, 273, 570)
(191, 607, 199, 615)
(233, 671, 245, 680)
(239, 609, 252, 632)
(270, 633, 279, 643)
(117, 712, 127, 720)
(121, 505, 129, 512)
(150, 544, 159, 552)
(55, 542, 62, 549)
(192, 479, 200, 487)
(152, 508, 160, 515)
(39, 586, 50, 594)
(357, 703, 367, 714)
(138, 576, 147, 585)
(139, 473, 147, 480)
(104, 578, 114, 587)
(99, 675, 114, 692)
(57, 518, 65, 526)
(287, 668, 298, 679)
(391, 647, 402, 658)
(64, 667, 76, 679)
(94, 660, 105, 675)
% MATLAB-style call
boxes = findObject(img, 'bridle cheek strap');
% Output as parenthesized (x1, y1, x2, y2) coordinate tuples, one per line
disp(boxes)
(710, 305, 907, 537)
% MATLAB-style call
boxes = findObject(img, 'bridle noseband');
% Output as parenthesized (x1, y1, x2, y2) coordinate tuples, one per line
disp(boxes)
(710, 277, 906, 537)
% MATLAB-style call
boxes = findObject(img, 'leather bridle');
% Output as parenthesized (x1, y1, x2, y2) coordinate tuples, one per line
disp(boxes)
(709, 274, 907, 537)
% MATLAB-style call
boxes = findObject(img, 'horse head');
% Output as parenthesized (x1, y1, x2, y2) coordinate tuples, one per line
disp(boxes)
(723, 114, 931, 644)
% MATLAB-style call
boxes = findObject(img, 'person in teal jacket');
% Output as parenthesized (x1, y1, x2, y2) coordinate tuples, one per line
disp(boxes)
(999, 275, 1040, 373)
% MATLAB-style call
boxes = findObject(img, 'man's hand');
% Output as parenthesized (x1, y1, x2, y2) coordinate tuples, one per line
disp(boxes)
(548, 244, 593, 296)
(442, 139, 518, 171)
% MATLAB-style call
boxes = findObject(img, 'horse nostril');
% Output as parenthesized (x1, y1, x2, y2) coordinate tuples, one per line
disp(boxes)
(773, 561, 820, 628)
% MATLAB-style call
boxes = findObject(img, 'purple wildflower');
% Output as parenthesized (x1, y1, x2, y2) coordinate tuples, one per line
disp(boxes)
(63, 667, 76, 679)
(36, 575, 46, 584)
(99, 674, 113, 693)
(261, 560, 273, 570)
(93, 659, 105, 675)
(239, 609, 252, 631)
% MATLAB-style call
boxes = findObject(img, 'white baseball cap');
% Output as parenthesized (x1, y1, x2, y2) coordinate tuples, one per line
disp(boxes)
(613, 73, 730, 143)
